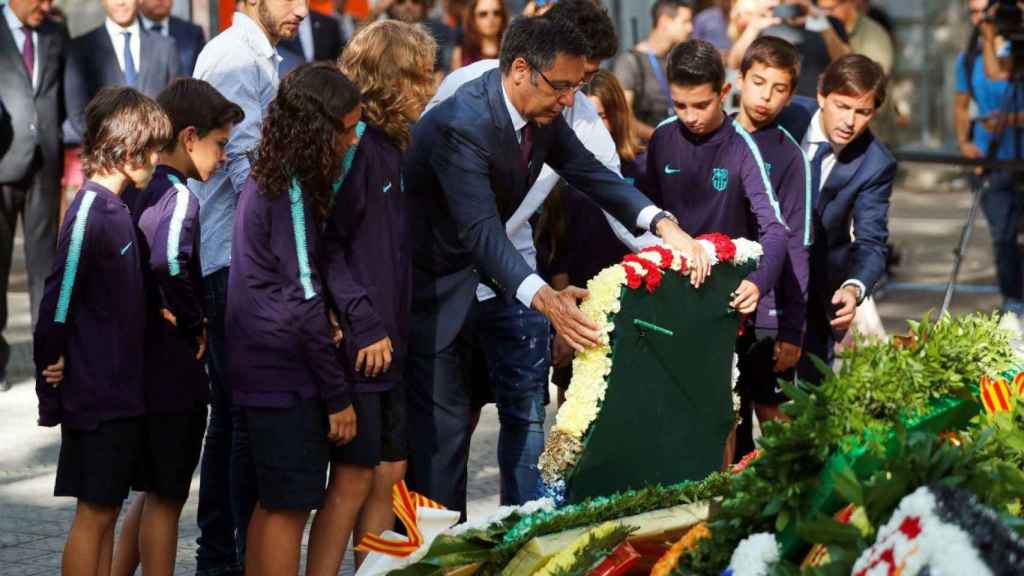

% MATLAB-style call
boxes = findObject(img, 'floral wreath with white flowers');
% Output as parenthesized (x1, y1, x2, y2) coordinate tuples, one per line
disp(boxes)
(538, 233, 763, 499)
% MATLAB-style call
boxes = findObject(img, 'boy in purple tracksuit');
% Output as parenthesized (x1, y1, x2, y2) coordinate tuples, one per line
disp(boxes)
(730, 37, 812, 459)
(33, 87, 171, 576)
(641, 39, 789, 317)
(225, 63, 362, 575)
(110, 79, 245, 576)
(305, 21, 436, 575)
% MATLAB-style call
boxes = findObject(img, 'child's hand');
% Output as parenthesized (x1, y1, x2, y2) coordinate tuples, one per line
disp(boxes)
(161, 308, 177, 327)
(195, 327, 208, 361)
(328, 310, 343, 347)
(43, 356, 65, 387)
(327, 405, 357, 445)
(356, 337, 393, 378)
(730, 280, 760, 315)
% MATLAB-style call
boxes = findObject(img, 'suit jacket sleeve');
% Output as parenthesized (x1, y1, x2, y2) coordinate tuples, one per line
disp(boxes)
(544, 117, 653, 234)
(62, 42, 88, 145)
(429, 126, 537, 297)
(848, 156, 895, 296)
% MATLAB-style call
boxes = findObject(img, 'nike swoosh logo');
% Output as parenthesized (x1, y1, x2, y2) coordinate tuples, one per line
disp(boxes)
(120, 241, 133, 255)
(773, 384, 784, 395)
(664, 164, 681, 175)
(383, 181, 392, 194)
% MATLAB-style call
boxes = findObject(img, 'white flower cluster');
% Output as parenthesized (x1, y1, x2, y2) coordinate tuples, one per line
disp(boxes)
(732, 238, 763, 265)
(852, 487, 992, 576)
(727, 533, 779, 576)
(445, 498, 556, 537)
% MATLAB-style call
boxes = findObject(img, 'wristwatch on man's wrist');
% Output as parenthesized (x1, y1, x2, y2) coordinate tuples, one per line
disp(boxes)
(650, 210, 679, 237)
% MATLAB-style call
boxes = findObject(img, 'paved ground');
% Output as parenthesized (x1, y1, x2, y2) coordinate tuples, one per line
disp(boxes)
(0, 167, 1008, 575)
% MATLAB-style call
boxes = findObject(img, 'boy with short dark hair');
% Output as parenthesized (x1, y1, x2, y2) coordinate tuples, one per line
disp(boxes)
(641, 38, 789, 318)
(731, 36, 812, 457)
(110, 78, 245, 576)
(33, 86, 171, 576)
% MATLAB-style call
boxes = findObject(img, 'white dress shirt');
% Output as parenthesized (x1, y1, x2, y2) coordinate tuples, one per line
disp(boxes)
(298, 16, 314, 62)
(3, 3, 38, 88)
(139, 14, 170, 36)
(800, 109, 866, 299)
(427, 59, 661, 307)
(104, 18, 142, 76)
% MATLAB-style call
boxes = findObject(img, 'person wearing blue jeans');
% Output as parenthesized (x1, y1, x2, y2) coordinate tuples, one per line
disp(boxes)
(195, 268, 255, 576)
(955, 2, 1024, 323)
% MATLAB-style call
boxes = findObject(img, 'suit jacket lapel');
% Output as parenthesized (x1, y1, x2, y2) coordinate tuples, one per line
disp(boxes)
(139, 30, 154, 93)
(0, 20, 33, 93)
(486, 70, 528, 215)
(95, 29, 123, 84)
(34, 25, 57, 96)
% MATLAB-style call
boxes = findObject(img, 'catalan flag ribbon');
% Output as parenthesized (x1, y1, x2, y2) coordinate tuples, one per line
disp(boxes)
(355, 481, 448, 557)
(980, 375, 1014, 414)
(353, 482, 461, 575)
(1013, 371, 1024, 397)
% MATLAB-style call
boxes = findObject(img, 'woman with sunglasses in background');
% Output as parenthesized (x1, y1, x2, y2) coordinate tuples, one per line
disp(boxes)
(451, 0, 509, 70)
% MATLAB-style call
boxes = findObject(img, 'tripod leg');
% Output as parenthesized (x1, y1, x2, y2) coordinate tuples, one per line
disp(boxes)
(941, 174, 986, 316)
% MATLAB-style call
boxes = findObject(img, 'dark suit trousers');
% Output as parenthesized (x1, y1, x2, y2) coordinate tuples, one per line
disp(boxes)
(0, 157, 58, 375)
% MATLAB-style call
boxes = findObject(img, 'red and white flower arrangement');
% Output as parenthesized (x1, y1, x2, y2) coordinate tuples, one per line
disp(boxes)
(538, 235, 762, 489)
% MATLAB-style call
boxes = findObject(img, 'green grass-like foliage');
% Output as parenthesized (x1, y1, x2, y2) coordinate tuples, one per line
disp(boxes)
(823, 313, 1015, 438)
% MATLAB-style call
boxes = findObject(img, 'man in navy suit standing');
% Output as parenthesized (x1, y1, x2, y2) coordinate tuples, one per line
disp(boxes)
(277, 9, 344, 75)
(0, 0, 67, 392)
(138, 0, 206, 76)
(404, 14, 712, 512)
(63, 0, 178, 144)
(777, 54, 895, 383)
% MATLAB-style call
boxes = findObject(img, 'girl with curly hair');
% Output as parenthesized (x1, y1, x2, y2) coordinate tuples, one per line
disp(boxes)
(304, 20, 437, 575)
(224, 62, 362, 575)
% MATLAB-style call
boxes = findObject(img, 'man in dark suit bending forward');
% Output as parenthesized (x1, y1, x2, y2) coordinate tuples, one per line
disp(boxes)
(403, 14, 712, 512)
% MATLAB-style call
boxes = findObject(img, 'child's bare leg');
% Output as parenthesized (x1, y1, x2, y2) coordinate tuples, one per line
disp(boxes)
(251, 503, 309, 576)
(139, 493, 187, 576)
(110, 493, 144, 576)
(305, 465, 374, 576)
(63, 501, 120, 576)
(354, 460, 406, 567)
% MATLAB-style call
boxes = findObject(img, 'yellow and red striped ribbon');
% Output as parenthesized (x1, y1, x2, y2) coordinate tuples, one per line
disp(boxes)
(1013, 371, 1024, 397)
(980, 375, 1014, 414)
(354, 481, 446, 557)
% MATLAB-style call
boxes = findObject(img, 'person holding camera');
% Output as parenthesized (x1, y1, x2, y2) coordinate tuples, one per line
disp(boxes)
(726, 0, 850, 97)
(954, 0, 1024, 333)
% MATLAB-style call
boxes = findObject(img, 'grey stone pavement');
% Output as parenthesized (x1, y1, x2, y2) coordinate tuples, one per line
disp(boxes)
(0, 166, 1007, 575)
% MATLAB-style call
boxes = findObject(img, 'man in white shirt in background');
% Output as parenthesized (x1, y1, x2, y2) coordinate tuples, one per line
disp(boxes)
(189, 0, 306, 573)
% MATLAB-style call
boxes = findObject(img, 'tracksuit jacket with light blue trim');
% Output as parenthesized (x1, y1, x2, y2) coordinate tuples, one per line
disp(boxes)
(322, 123, 410, 393)
(34, 181, 147, 429)
(739, 119, 811, 347)
(225, 176, 350, 413)
(133, 165, 210, 413)
(640, 114, 788, 297)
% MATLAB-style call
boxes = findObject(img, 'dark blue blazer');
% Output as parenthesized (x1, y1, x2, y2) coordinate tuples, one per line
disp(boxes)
(277, 11, 345, 76)
(63, 25, 178, 144)
(166, 15, 205, 76)
(776, 95, 895, 300)
(404, 69, 652, 352)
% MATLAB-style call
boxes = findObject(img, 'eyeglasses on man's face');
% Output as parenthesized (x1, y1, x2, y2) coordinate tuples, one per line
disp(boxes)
(532, 65, 588, 97)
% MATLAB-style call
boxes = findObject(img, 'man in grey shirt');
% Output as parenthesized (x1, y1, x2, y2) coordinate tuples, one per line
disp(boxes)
(189, 0, 307, 573)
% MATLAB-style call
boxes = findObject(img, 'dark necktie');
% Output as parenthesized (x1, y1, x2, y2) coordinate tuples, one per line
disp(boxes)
(519, 123, 534, 170)
(151, 22, 163, 34)
(122, 31, 137, 87)
(21, 26, 34, 82)
(809, 143, 832, 208)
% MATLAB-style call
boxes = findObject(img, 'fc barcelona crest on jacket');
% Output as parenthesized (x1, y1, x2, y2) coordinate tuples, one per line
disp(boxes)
(711, 167, 729, 192)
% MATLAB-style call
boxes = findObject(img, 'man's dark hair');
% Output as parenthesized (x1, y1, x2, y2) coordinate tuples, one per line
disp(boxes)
(545, 0, 619, 62)
(157, 78, 245, 152)
(652, 0, 694, 27)
(499, 15, 589, 74)
(740, 36, 802, 89)
(819, 53, 887, 108)
(81, 86, 172, 177)
(666, 39, 725, 91)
